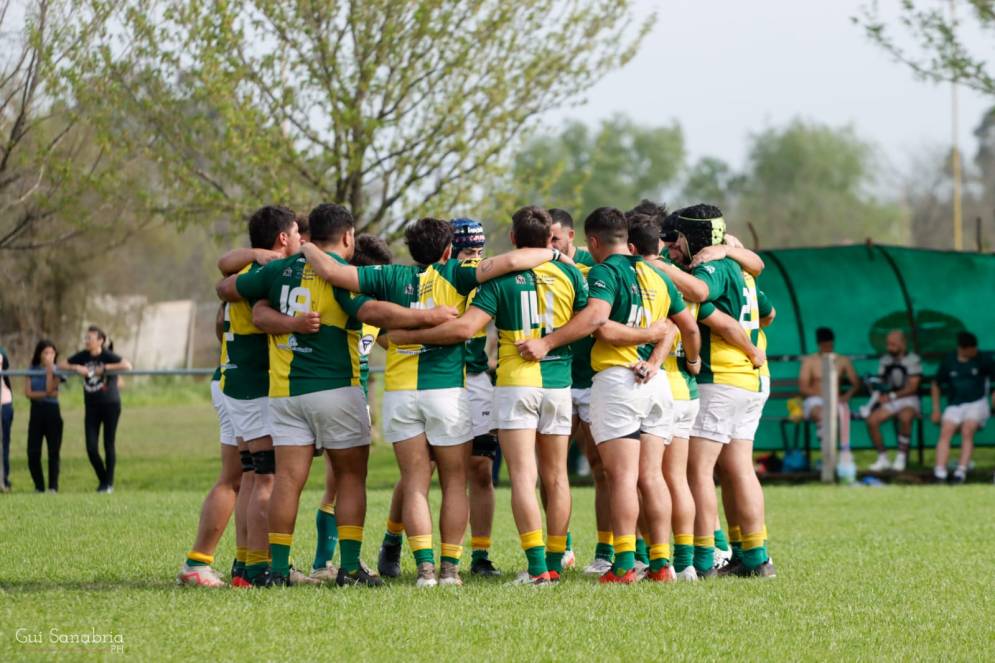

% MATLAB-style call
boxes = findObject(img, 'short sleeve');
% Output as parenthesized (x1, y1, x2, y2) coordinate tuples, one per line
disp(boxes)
(665, 275, 685, 316)
(469, 279, 499, 318)
(357, 265, 390, 300)
(697, 301, 716, 320)
(571, 266, 588, 310)
(67, 351, 87, 366)
(757, 289, 773, 318)
(691, 261, 726, 301)
(102, 351, 123, 364)
(905, 353, 922, 376)
(452, 259, 480, 296)
(235, 262, 274, 301)
(334, 287, 374, 318)
(934, 355, 951, 385)
(587, 264, 617, 304)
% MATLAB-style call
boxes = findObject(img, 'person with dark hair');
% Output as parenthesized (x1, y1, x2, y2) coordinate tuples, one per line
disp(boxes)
(864, 330, 923, 472)
(389, 205, 591, 584)
(61, 326, 132, 493)
(302, 213, 572, 587)
(219, 203, 453, 588)
(0, 345, 12, 492)
(517, 206, 701, 584)
(798, 327, 859, 460)
(654, 203, 775, 578)
(25, 340, 64, 492)
(931, 331, 995, 483)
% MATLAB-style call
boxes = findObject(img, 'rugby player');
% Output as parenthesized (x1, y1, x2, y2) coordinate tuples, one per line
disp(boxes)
(390, 207, 590, 584)
(518, 208, 701, 584)
(302, 217, 569, 587)
(217, 204, 453, 587)
(657, 204, 775, 578)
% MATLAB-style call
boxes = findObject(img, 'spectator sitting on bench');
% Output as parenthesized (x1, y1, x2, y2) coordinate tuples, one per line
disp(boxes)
(798, 327, 859, 454)
(930, 331, 995, 484)
(864, 330, 922, 473)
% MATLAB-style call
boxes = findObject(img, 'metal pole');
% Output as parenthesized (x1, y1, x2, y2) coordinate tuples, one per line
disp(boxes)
(951, 0, 964, 251)
(820, 353, 839, 483)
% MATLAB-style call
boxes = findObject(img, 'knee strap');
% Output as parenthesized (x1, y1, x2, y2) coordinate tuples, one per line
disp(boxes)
(240, 450, 255, 473)
(471, 433, 498, 459)
(252, 449, 276, 475)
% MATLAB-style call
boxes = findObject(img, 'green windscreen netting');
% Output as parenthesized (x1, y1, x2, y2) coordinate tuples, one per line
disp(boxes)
(754, 245, 995, 451)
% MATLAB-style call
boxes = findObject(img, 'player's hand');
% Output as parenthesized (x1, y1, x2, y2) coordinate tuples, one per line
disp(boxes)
(516, 337, 551, 362)
(74, 365, 89, 376)
(631, 361, 658, 384)
(426, 306, 459, 326)
(724, 234, 745, 249)
(556, 252, 576, 267)
(388, 330, 413, 346)
(685, 357, 701, 376)
(254, 249, 284, 265)
(300, 242, 320, 263)
(646, 318, 675, 344)
(749, 346, 766, 368)
(690, 244, 728, 268)
(931, 410, 941, 425)
(293, 311, 321, 334)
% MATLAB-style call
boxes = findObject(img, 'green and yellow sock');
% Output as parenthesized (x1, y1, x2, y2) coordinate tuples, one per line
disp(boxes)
(635, 536, 650, 565)
(520, 529, 547, 577)
(338, 525, 364, 574)
(441, 543, 463, 567)
(741, 529, 768, 570)
(233, 546, 247, 575)
(612, 534, 636, 576)
(409, 534, 434, 566)
(268, 533, 293, 577)
(673, 533, 694, 572)
(245, 549, 269, 581)
(186, 550, 213, 567)
(693, 535, 715, 574)
(383, 518, 404, 547)
(546, 534, 567, 574)
(565, 531, 573, 552)
(649, 542, 671, 572)
(714, 527, 730, 552)
(729, 525, 743, 563)
(313, 504, 338, 570)
(471, 536, 491, 562)
(595, 530, 615, 561)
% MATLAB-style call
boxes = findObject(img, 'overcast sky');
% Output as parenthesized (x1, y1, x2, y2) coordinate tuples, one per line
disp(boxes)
(545, 0, 995, 175)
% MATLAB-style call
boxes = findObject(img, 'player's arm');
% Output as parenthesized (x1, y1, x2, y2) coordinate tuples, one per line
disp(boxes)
(840, 357, 860, 402)
(517, 299, 610, 361)
(930, 378, 943, 424)
(690, 244, 764, 276)
(655, 261, 710, 302)
(216, 275, 242, 302)
(251, 300, 321, 335)
(475, 248, 570, 284)
(300, 242, 360, 291)
(892, 373, 921, 399)
(218, 259, 275, 303)
(670, 308, 701, 374)
(760, 308, 776, 327)
(699, 308, 765, 368)
(355, 300, 457, 330)
(215, 303, 225, 342)
(631, 325, 678, 384)
(593, 317, 674, 347)
(217, 248, 282, 276)
(390, 307, 492, 347)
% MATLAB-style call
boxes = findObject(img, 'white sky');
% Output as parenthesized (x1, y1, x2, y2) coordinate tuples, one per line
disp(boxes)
(544, 0, 995, 175)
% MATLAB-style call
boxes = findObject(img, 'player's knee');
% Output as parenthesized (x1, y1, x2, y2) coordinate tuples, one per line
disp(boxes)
(252, 449, 276, 475)
(471, 433, 498, 460)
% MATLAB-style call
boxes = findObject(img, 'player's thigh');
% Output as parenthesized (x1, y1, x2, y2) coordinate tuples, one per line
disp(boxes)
(432, 441, 471, 486)
(393, 434, 434, 483)
(663, 436, 689, 481)
(638, 433, 665, 482)
(274, 445, 315, 486)
(688, 436, 724, 479)
(498, 428, 538, 477)
(717, 438, 755, 479)
(897, 406, 917, 424)
(597, 436, 641, 484)
(960, 419, 981, 440)
(325, 445, 369, 481)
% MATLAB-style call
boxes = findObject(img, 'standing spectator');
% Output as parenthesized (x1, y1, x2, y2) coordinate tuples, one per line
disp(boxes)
(865, 330, 922, 472)
(1, 345, 12, 492)
(931, 332, 995, 483)
(61, 326, 132, 493)
(798, 327, 859, 454)
(25, 340, 64, 493)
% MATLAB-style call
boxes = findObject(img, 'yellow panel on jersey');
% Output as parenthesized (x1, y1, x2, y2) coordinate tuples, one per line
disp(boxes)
(221, 263, 269, 399)
(665, 302, 699, 401)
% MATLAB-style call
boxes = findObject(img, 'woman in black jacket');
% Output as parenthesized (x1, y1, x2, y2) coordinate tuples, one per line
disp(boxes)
(25, 340, 64, 493)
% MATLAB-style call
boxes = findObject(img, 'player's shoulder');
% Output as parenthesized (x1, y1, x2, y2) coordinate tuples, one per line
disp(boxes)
(574, 247, 597, 267)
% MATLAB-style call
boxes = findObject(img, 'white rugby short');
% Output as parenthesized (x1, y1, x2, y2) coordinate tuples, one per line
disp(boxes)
(691, 383, 765, 444)
(268, 386, 371, 450)
(879, 394, 921, 416)
(466, 372, 496, 438)
(382, 388, 471, 447)
(211, 381, 236, 447)
(803, 395, 824, 420)
(493, 386, 572, 435)
(589, 367, 673, 444)
(942, 397, 990, 428)
(571, 388, 592, 424)
(671, 398, 700, 441)
(224, 394, 272, 442)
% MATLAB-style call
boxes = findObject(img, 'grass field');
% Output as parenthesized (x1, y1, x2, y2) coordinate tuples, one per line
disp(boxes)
(1, 382, 994, 661)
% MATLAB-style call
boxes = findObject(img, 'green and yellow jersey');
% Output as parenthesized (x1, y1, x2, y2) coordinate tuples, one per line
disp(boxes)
(692, 258, 762, 392)
(358, 323, 379, 397)
(470, 262, 587, 388)
(464, 289, 490, 376)
(587, 254, 685, 373)
(235, 252, 373, 398)
(357, 259, 479, 392)
(570, 247, 598, 389)
(664, 302, 700, 401)
(220, 263, 269, 400)
(757, 289, 772, 388)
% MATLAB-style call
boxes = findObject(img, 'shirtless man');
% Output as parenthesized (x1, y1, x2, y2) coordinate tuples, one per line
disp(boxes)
(798, 327, 859, 456)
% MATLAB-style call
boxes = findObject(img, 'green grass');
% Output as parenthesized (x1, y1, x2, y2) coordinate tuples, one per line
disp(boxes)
(1, 388, 994, 661)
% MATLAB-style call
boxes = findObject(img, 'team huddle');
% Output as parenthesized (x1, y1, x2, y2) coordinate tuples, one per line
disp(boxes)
(177, 200, 776, 589)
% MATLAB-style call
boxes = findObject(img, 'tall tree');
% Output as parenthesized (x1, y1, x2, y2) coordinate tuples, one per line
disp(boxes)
(510, 114, 685, 221)
(68, 0, 653, 237)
